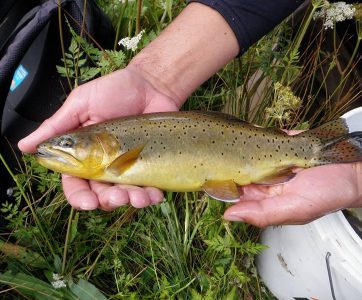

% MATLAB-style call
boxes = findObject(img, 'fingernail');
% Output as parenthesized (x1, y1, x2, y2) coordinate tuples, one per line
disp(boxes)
(79, 202, 97, 210)
(108, 198, 121, 208)
(224, 212, 244, 222)
(149, 193, 164, 205)
(108, 193, 128, 207)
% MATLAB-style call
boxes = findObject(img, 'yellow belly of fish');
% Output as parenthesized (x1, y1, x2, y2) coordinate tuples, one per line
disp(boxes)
(98, 154, 263, 192)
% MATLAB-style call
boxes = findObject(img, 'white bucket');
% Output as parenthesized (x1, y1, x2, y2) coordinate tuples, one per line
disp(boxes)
(257, 107, 362, 300)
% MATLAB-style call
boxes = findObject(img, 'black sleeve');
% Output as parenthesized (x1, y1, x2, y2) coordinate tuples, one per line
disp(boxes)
(188, 0, 304, 54)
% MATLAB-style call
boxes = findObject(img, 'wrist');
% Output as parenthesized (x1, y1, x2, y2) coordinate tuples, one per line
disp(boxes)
(126, 62, 184, 109)
(128, 2, 239, 108)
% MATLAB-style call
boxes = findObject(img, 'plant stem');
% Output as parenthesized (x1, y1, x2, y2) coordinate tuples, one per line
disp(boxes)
(0, 153, 56, 257)
(62, 207, 74, 275)
(183, 193, 190, 257)
(342, 38, 361, 75)
(136, 0, 143, 34)
(58, 0, 73, 90)
(114, 0, 128, 50)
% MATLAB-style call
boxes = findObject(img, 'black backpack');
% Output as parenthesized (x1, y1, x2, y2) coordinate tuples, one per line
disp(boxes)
(0, 0, 114, 201)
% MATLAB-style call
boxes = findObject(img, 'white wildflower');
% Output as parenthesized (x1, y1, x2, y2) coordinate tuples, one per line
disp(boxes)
(51, 273, 67, 289)
(314, 2, 356, 29)
(160, 0, 167, 10)
(118, 30, 145, 51)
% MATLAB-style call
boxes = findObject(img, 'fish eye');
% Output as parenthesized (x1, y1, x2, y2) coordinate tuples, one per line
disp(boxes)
(58, 137, 75, 148)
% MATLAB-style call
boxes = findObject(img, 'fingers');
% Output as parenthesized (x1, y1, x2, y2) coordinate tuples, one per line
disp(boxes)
(62, 175, 164, 211)
(223, 191, 339, 227)
(62, 175, 100, 210)
(96, 184, 164, 210)
(18, 89, 88, 153)
(223, 196, 308, 227)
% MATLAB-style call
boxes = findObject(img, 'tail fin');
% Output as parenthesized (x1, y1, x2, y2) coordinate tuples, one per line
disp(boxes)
(300, 118, 362, 164)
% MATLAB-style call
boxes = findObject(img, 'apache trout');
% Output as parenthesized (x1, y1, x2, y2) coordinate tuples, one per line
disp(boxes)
(36, 111, 362, 202)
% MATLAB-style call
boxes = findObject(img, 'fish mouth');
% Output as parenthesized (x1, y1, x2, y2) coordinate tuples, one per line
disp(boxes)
(36, 147, 80, 167)
(36, 148, 55, 158)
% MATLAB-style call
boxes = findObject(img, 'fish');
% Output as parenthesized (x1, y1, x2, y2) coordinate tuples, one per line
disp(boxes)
(36, 111, 362, 202)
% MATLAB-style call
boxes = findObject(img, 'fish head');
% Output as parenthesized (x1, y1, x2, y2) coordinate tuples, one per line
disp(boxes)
(36, 130, 120, 178)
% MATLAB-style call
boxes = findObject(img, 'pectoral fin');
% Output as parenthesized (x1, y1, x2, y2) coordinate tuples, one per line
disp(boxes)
(106, 144, 145, 176)
(254, 167, 296, 185)
(202, 180, 241, 203)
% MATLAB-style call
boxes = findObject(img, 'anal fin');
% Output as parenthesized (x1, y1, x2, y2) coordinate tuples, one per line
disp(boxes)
(202, 180, 241, 203)
(254, 167, 296, 185)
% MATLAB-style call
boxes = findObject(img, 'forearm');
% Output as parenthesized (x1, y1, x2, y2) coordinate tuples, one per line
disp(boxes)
(128, 2, 239, 107)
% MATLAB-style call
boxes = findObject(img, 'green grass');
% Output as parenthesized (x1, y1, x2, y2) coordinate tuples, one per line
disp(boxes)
(1, 1, 361, 299)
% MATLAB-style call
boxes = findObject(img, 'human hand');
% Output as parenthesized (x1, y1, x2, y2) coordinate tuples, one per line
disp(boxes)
(224, 163, 362, 227)
(18, 66, 180, 210)
(19, 2, 239, 211)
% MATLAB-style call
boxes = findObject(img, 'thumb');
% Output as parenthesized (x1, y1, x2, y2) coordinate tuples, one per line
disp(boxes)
(18, 91, 88, 153)
(223, 195, 319, 227)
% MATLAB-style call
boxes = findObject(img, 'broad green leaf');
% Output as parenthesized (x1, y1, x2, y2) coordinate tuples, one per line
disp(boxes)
(0, 240, 48, 269)
(0, 272, 65, 300)
(69, 212, 79, 244)
(69, 278, 107, 300)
